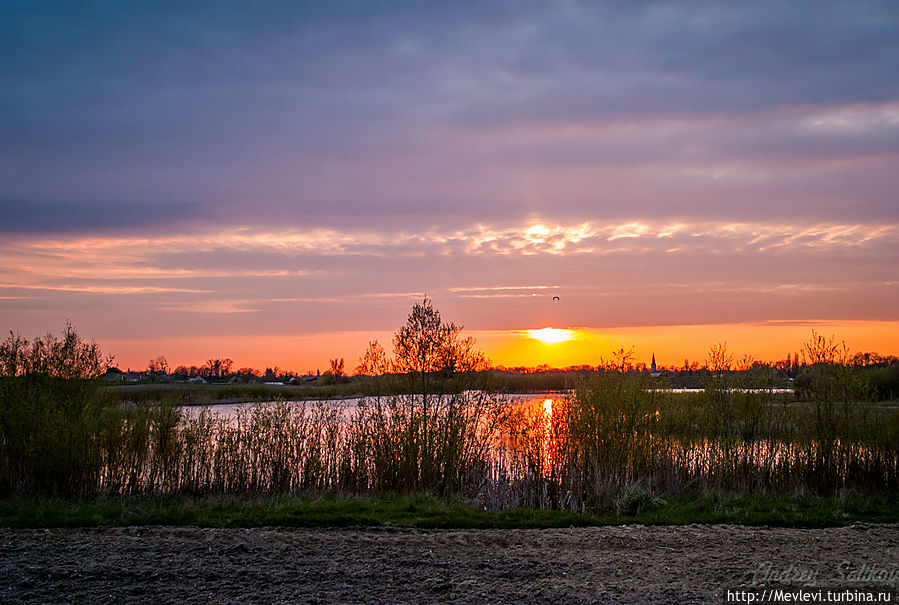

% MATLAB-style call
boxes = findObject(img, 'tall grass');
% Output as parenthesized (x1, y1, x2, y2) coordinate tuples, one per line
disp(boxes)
(490, 369, 898, 512)
(2, 372, 896, 512)
(0, 375, 507, 499)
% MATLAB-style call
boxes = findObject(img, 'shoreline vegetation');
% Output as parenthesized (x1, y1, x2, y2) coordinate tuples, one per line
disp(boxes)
(104, 358, 898, 409)
(2, 492, 897, 529)
(1, 301, 898, 528)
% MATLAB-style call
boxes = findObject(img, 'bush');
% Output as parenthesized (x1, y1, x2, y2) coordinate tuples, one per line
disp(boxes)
(616, 484, 666, 516)
(0, 324, 107, 379)
(0, 325, 122, 496)
(0, 375, 115, 496)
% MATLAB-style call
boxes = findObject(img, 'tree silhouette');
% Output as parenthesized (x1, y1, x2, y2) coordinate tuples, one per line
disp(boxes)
(200, 358, 233, 380)
(356, 340, 388, 377)
(354, 297, 491, 492)
(0, 323, 107, 379)
(148, 356, 169, 376)
(329, 357, 346, 377)
(392, 297, 485, 380)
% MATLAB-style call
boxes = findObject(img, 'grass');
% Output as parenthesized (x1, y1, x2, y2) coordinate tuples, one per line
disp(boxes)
(0, 492, 895, 529)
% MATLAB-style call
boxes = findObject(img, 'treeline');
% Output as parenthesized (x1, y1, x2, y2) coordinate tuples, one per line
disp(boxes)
(4, 324, 898, 401)
(109, 363, 899, 403)
(119, 351, 899, 384)
(113, 356, 302, 384)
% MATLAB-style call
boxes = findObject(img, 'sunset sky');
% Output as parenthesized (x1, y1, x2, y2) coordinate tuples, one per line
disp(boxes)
(2, 1, 898, 372)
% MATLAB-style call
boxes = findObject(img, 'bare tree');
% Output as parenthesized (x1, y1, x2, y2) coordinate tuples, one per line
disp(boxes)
(0, 331, 27, 376)
(202, 357, 234, 380)
(706, 342, 733, 375)
(329, 357, 346, 377)
(802, 330, 849, 366)
(148, 356, 169, 376)
(356, 340, 389, 376)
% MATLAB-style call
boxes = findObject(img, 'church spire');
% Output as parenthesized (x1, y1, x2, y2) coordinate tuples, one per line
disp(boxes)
(650, 353, 660, 377)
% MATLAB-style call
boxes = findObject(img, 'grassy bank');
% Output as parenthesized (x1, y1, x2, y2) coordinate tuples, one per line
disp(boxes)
(104, 370, 577, 407)
(1, 492, 895, 529)
(107, 381, 373, 406)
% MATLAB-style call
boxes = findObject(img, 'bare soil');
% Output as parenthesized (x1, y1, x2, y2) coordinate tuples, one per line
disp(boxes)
(1, 524, 896, 604)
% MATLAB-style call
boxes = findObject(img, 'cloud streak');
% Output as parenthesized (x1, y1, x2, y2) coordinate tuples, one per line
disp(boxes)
(1, 219, 895, 328)
(1, 221, 893, 270)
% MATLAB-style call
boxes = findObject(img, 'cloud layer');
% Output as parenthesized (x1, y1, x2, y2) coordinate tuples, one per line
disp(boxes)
(2, 1, 898, 232)
(1, 1, 898, 366)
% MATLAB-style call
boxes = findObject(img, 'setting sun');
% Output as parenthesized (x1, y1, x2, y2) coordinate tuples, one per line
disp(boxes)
(526, 328, 575, 345)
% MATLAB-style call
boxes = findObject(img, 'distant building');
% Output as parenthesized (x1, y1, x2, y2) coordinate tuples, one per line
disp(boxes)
(104, 367, 124, 383)
(650, 353, 661, 378)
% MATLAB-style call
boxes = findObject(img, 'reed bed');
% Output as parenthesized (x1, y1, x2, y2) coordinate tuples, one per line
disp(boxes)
(1, 372, 896, 513)
(487, 371, 898, 512)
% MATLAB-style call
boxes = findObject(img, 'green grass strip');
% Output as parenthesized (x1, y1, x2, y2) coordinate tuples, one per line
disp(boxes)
(1, 492, 896, 529)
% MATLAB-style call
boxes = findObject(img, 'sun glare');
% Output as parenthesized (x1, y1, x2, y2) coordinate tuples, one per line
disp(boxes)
(527, 327, 575, 345)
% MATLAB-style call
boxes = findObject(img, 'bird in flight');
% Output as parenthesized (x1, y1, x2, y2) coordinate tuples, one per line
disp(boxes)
(552, 296, 560, 301)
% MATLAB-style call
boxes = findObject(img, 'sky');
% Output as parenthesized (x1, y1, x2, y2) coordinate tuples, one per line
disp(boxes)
(1, 0, 898, 372)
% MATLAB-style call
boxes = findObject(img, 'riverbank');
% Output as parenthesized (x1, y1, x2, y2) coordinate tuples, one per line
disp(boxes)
(2, 523, 896, 603)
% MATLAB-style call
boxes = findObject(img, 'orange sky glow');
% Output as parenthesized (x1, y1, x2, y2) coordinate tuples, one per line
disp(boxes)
(96, 320, 899, 374)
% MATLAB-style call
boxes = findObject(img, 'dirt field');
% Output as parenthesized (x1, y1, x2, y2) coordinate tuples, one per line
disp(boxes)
(1, 524, 896, 603)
